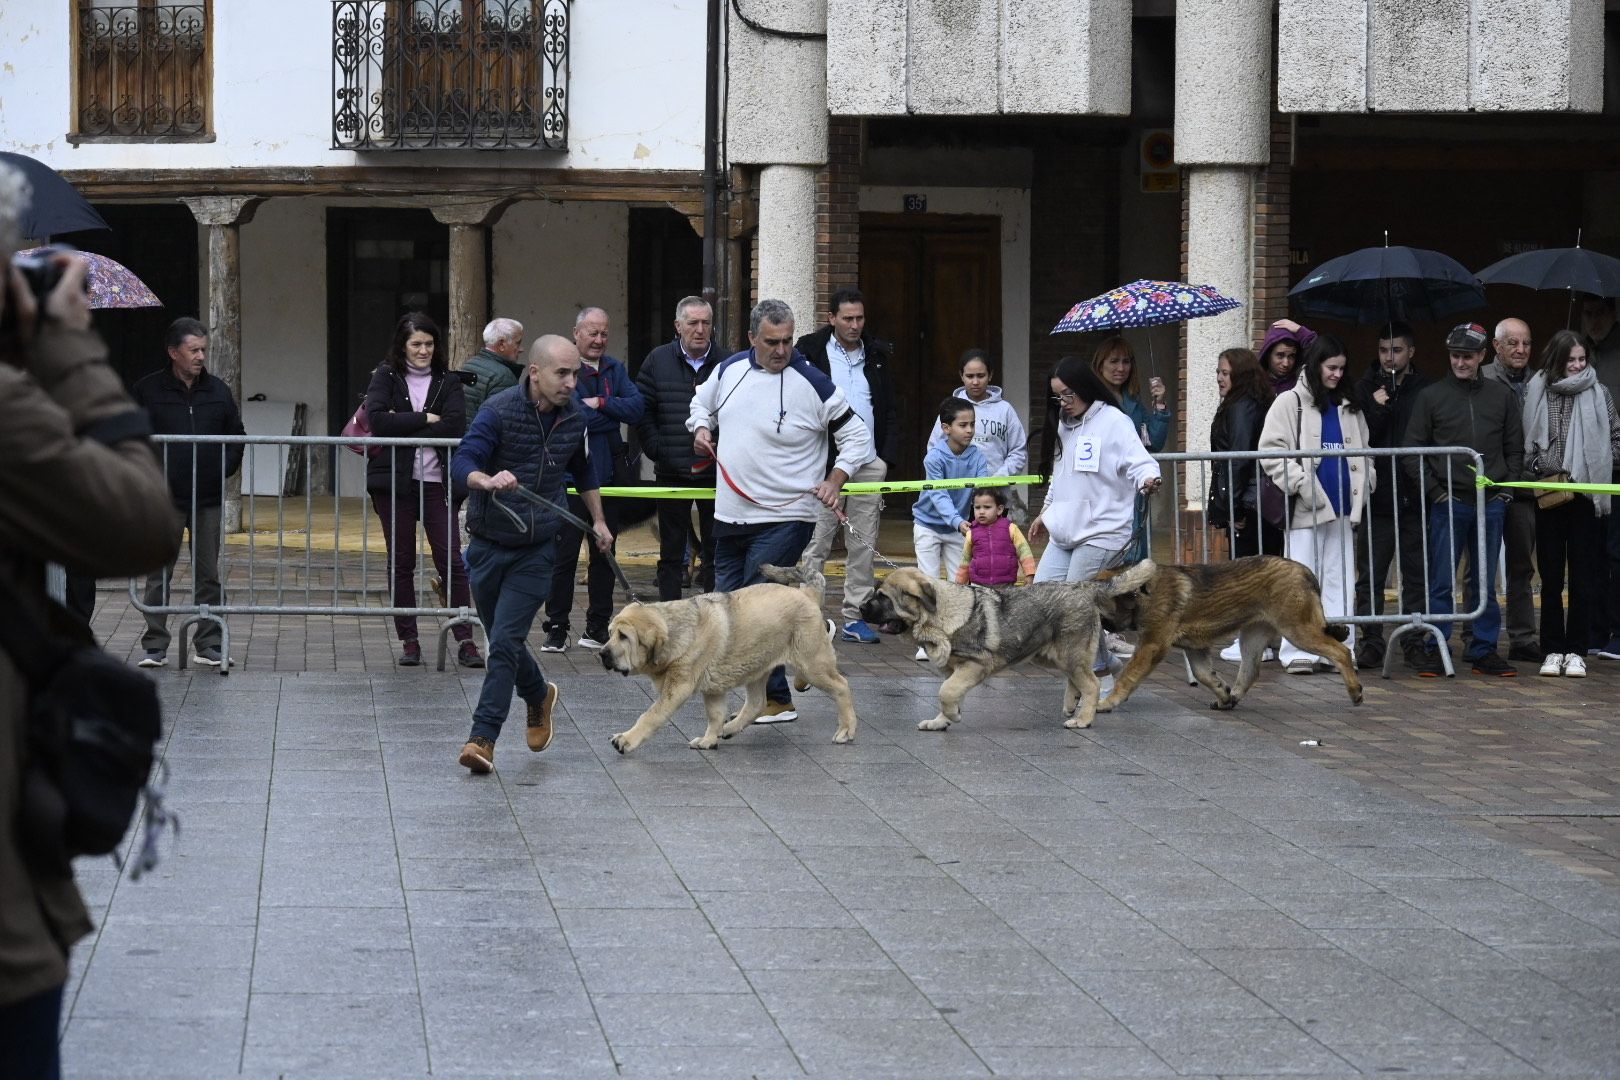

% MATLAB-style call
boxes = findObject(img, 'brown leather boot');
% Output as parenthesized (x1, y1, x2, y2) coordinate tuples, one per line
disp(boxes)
(458, 736, 495, 774)
(526, 683, 559, 752)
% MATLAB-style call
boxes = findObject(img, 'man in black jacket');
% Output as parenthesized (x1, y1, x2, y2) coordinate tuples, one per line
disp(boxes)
(635, 296, 720, 600)
(1401, 322, 1524, 678)
(796, 287, 897, 643)
(1351, 322, 1432, 670)
(130, 317, 246, 667)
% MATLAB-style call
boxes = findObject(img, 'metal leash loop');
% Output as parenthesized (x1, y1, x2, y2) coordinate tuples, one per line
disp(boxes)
(498, 486, 645, 605)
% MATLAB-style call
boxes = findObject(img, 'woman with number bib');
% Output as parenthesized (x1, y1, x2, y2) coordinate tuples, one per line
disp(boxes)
(1258, 335, 1371, 675)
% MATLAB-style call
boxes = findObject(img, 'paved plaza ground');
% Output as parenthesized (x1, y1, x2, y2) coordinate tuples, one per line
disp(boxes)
(58, 536, 1620, 1078)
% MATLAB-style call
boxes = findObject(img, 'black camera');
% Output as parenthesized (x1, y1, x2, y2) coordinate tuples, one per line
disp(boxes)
(13, 244, 74, 302)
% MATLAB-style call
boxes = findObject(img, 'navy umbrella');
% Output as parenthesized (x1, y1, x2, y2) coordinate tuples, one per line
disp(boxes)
(0, 151, 110, 238)
(1477, 244, 1620, 299)
(1289, 242, 1484, 325)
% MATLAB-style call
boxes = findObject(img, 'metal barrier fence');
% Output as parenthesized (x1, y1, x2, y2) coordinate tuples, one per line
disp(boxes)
(1149, 445, 1490, 677)
(137, 435, 1497, 681)
(133, 434, 478, 674)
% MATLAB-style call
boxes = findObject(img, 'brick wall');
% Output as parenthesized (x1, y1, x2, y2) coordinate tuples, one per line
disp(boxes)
(816, 117, 863, 314)
(1252, 115, 1293, 345)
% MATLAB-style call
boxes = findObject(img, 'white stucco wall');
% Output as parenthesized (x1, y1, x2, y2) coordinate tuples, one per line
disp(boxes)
(857, 185, 1032, 429)
(0, 1, 708, 171)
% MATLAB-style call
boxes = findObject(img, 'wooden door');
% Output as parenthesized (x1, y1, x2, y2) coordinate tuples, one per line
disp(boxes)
(858, 214, 1001, 489)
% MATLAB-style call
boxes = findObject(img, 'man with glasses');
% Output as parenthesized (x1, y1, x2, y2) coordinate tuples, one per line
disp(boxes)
(687, 299, 874, 724)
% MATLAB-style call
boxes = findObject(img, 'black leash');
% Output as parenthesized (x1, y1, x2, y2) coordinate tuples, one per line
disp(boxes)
(494, 485, 644, 604)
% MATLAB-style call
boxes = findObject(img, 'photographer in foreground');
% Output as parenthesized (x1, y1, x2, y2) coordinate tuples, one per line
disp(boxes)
(0, 165, 180, 1079)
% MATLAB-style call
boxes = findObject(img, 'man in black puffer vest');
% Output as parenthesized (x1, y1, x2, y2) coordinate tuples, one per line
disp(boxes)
(450, 335, 612, 775)
(634, 296, 721, 600)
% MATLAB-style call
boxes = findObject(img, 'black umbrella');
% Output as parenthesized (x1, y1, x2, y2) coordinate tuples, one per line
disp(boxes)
(0, 151, 110, 238)
(1289, 240, 1484, 325)
(1477, 242, 1620, 298)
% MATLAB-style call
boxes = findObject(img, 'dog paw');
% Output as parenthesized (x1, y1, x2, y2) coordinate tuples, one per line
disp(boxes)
(688, 735, 719, 750)
(609, 733, 632, 754)
(1350, 691, 1364, 706)
(917, 714, 950, 731)
(1063, 714, 1095, 729)
(1095, 698, 1118, 714)
(1209, 699, 1236, 711)
(832, 728, 854, 744)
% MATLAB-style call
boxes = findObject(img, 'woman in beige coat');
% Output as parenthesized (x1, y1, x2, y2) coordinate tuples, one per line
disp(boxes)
(1258, 334, 1373, 673)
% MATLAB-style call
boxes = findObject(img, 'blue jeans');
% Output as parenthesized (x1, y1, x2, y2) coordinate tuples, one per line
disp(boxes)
(1425, 496, 1506, 660)
(465, 539, 554, 743)
(714, 519, 815, 703)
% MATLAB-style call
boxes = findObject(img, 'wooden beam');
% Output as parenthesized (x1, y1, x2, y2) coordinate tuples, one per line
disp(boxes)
(57, 166, 706, 202)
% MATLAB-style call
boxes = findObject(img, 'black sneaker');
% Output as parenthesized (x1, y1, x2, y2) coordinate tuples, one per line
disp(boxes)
(1507, 643, 1541, 663)
(1470, 651, 1517, 677)
(540, 626, 568, 653)
(1408, 648, 1445, 678)
(1354, 643, 1385, 671)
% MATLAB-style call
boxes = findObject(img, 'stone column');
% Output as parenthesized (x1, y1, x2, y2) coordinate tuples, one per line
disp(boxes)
(426, 198, 511, 368)
(182, 195, 262, 533)
(756, 165, 820, 331)
(1175, 0, 1271, 469)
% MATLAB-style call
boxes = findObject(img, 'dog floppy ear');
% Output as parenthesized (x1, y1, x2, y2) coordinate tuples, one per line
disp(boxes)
(640, 610, 669, 668)
(915, 577, 938, 614)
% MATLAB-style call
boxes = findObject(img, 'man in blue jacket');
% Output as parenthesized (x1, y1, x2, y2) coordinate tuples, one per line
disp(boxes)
(452, 334, 612, 774)
(130, 317, 246, 668)
(539, 308, 643, 652)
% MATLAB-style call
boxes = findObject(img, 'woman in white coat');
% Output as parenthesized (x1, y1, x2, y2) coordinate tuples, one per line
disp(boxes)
(1258, 335, 1373, 674)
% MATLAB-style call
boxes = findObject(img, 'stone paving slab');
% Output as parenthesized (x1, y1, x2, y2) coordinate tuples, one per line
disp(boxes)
(57, 643, 1620, 1077)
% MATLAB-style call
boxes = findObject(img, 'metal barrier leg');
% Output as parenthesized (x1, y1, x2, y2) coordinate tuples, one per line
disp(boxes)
(1181, 650, 1198, 685)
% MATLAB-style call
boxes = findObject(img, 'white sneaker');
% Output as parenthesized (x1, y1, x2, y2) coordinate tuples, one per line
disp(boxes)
(753, 701, 798, 724)
(578, 634, 607, 650)
(1104, 632, 1135, 658)
(1563, 653, 1587, 678)
(1284, 658, 1314, 675)
(1219, 640, 1242, 662)
(914, 646, 928, 662)
(1540, 653, 1565, 677)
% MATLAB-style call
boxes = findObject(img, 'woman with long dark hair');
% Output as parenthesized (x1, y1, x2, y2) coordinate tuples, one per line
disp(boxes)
(1258, 334, 1371, 674)
(363, 312, 480, 668)
(1090, 336, 1171, 451)
(1523, 329, 1620, 678)
(1031, 357, 1161, 583)
(1208, 347, 1279, 558)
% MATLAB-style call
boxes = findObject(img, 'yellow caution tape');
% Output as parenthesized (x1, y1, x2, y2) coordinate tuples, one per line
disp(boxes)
(1476, 475, 1620, 495)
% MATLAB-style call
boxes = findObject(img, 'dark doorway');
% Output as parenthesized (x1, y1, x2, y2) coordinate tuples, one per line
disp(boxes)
(61, 203, 200, 390)
(325, 208, 450, 439)
(627, 207, 703, 372)
(859, 213, 1002, 486)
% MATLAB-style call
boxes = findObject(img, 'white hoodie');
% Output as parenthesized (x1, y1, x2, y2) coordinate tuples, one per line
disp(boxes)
(924, 385, 1029, 475)
(1040, 401, 1160, 550)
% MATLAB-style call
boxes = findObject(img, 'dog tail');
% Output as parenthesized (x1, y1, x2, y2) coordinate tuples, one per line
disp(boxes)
(759, 561, 828, 599)
(1324, 623, 1350, 642)
(1101, 558, 1156, 596)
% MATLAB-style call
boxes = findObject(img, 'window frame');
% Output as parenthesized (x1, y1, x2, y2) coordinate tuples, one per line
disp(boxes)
(69, 0, 216, 144)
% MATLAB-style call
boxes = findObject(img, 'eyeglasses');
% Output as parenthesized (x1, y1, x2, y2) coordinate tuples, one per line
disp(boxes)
(1051, 391, 1078, 405)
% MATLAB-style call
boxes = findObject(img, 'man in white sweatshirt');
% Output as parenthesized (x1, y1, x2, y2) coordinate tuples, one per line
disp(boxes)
(688, 299, 874, 722)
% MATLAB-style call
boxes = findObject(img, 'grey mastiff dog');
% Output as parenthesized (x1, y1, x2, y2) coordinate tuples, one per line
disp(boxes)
(860, 563, 1156, 731)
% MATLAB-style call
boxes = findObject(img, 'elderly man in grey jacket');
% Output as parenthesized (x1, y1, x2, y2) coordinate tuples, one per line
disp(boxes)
(1475, 317, 1540, 661)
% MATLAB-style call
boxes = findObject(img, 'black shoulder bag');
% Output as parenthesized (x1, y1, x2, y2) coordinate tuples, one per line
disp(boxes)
(1, 578, 172, 878)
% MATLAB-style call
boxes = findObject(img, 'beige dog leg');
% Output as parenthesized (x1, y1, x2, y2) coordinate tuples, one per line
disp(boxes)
(1064, 665, 1102, 729)
(721, 679, 769, 738)
(610, 682, 696, 755)
(921, 662, 984, 731)
(689, 692, 730, 750)
(796, 642, 859, 744)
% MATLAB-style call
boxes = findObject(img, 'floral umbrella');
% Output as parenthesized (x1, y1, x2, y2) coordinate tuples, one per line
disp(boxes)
(17, 247, 161, 309)
(1051, 279, 1241, 334)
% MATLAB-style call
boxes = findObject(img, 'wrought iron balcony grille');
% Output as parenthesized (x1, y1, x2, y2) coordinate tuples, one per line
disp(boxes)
(74, 3, 210, 139)
(332, 0, 568, 151)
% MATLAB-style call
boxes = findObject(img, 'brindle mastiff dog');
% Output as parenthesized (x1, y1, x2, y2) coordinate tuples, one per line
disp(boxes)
(859, 563, 1156, 731)
(1095, 555, 1363, 712)
(599, 566, 858, 753)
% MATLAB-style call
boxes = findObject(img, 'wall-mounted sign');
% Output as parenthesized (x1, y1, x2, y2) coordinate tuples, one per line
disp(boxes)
(903, 194, 928, 213)
(1140, 129, 1177, 194)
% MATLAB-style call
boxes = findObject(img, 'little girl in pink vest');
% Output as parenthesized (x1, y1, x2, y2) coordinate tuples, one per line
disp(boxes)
(955, 488, 1037, 586)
